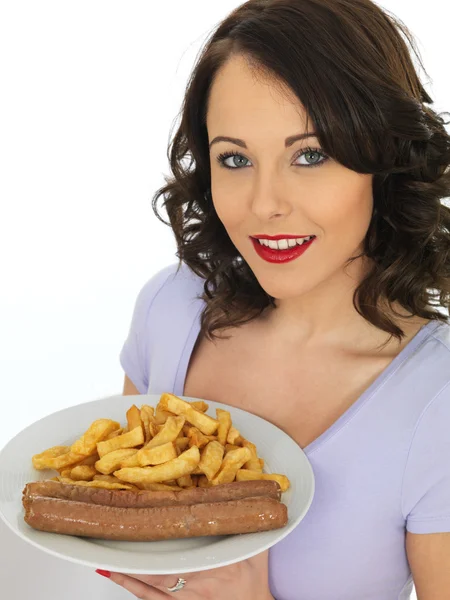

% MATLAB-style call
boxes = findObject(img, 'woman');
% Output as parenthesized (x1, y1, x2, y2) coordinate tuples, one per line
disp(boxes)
(97, 0, 450, 598)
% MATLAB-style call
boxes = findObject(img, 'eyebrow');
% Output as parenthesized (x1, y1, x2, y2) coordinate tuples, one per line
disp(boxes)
(208, 132, 318, 150)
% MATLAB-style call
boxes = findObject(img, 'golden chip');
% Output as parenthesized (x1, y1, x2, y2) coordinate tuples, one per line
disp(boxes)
(158, 393, 219, 436)
(70, 465, 97, 481)
(144, 415, 185, 449)
(216, 409, 232, 446)
(71, 419, 121, 456)
(114, 445, 200, 484)
(58, 476, 136, 490)
(198, 440, 225, 481)
(95, 448, 138, 474)
(96, 426, 144, 457)
(235, 469, 290, 492)
(211, 446, 252, 485)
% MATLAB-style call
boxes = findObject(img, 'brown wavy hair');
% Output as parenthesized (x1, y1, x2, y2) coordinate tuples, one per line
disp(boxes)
(151, 0, 450, 344)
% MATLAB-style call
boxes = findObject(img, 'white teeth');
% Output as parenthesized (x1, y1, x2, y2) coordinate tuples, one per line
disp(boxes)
(257, 236, 314, 249)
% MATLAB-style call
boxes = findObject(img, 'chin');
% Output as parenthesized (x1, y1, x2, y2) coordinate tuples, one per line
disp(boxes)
(255, 277, 313, 301)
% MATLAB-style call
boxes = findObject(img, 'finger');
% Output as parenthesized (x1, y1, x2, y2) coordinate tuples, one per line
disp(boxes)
(109, 572, 171, 599)
(118, 573, 191, 590)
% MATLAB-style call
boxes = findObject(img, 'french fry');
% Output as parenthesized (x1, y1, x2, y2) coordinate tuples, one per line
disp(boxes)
(177, 474, 194, 487)
(140, 406, 153, 444)
(174, 436, 190, 452)
(127, 405, 142, 432)
(158, 393, 219, 436)
(187, 426, 211, 449)
(57, 452, 100, 474)
(154, 409, 176, 425)
(71, 419, 121, 456)
(216, 409, 232, 446)
(137, 441, 177, 466)
(96, 426, 144, 457)
(211, 446, 252, 485)
(58, 476, 136, 490)
(225, 444, 241, 453)
(73, 453, 100, 467)
(95, 448, 138, 474)
(70, 465, 97, 481)
(92, 474, 140, 491)
(235, 469, 291, 492)
(33, 447, 85, 471)
(151, 422, 162, 437)
(226, 425, 241, 445)
(104, 428, 124, 441)
(118, 453, 141, 468)
(144, 416, 185, 449)
(242, 439, 263, 472)
(114, 445, 200, 484)
(32, 446, 71, 470)
(190, 400, 209, 413)
(198, 440, 225, 481)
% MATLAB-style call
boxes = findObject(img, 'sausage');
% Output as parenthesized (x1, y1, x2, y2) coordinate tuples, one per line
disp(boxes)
(23, 494, 288, 540)
(23, 479, 282, 508)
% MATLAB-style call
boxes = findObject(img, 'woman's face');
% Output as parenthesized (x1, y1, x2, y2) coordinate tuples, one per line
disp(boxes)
(206, 54, 374, 301)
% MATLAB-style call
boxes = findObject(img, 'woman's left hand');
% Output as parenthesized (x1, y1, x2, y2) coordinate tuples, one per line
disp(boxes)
(96, 549, 275, 599)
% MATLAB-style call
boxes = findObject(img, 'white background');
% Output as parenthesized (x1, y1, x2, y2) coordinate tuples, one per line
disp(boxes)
(1, 1, 448, 598)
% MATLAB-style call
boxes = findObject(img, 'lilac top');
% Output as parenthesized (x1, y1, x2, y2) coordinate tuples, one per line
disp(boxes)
(120, 262, 450, 600)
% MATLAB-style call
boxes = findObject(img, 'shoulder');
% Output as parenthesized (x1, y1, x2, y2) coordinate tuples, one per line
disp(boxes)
(421, 317, 450, 378)
(429, 317, 450, 353)
(405, 319, 450, 460)
(134, 261, 205, 320)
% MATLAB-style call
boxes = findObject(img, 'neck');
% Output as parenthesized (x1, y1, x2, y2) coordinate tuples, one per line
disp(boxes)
(259, 255, 421, 352)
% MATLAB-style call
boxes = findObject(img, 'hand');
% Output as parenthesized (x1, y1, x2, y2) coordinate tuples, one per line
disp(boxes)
(96, 549, 275, 599)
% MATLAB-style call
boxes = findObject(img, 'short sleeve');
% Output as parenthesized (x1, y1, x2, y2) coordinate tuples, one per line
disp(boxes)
(402, 380, 450, 534)
(119, 263, 178, 394)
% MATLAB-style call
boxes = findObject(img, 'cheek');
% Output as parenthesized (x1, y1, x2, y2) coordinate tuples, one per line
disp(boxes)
(212, 196, 243, 229)
(314, 184, 373, 243)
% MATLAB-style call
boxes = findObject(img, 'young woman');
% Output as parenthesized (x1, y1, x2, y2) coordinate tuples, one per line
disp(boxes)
(98, 0, 450, 598)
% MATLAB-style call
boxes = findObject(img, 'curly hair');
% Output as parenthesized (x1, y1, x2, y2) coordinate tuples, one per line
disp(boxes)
(151, 0, 450, 344)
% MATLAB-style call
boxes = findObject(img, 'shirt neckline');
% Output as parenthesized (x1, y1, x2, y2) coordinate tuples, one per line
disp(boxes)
(174, 309, 443, 455)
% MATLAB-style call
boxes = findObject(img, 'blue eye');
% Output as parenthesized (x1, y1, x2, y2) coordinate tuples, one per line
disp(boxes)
(216, 146, 330, 170)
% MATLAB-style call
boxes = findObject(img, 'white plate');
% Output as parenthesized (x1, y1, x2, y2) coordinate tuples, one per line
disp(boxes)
(0, 393, 315, 574)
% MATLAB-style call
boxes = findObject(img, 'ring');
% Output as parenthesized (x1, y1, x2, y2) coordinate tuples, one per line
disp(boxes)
(166, 577, 187, 592)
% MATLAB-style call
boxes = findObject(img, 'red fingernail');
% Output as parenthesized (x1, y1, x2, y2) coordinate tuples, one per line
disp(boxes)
(96, 569, 111, 578)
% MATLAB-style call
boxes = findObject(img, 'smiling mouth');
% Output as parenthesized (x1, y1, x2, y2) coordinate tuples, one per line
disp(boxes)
(250, 235, 316, 264)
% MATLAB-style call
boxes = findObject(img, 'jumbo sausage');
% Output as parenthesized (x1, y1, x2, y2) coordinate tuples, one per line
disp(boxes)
(23, 479, 282, 508)
(23, 494, 288, 540)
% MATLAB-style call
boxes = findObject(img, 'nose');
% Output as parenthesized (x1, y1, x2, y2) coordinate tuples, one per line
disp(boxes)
(249, 177, 293, 221)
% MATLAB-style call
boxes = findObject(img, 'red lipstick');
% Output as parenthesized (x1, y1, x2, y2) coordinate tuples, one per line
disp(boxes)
(250, 235, 316, 264)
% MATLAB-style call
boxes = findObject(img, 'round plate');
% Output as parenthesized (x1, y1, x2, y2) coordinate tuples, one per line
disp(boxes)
(0, 393, 315, 574)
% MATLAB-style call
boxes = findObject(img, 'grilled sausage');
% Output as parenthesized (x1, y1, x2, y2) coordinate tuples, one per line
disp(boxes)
(23, 479, 282, 508)
(23, 494, 288, 540)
